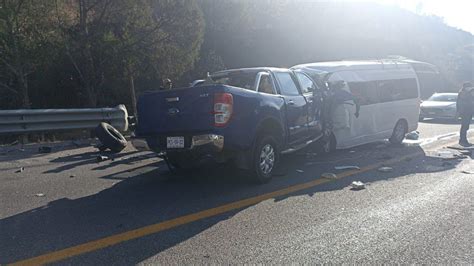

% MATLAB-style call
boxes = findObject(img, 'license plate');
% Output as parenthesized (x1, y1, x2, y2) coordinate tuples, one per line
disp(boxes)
(166, 136, 185, 149)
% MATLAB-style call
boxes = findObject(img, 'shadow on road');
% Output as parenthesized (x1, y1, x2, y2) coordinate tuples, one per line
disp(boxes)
(0, 141, 468, 264)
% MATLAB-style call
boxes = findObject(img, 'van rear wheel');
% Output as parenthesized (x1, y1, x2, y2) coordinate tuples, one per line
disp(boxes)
(389, 120, 408, 144)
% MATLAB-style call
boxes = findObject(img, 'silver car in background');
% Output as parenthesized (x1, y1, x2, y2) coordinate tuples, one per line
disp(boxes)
(419, 93, 458, 121)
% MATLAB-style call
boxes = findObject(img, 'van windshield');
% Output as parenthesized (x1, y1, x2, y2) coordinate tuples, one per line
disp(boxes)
(207, 71, 257, 90)
(428, 94, 457, 102)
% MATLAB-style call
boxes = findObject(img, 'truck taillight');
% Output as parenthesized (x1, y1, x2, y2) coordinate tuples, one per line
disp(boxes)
(213, 93, 233, 127)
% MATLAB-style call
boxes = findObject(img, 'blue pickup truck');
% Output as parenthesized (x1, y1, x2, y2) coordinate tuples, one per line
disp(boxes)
(135, 67, 326, 183)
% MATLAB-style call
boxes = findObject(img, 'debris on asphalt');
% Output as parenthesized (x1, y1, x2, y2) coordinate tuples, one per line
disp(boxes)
(461, 170, 474, 174)
(351, 181, 365, 190)
(349, 150, 356, 153)
(321, 172, 337, 179)
(38, 146, 52, 153)
(434, 150, 468, 160)
(35, 193, 45, 197)
(334, 165, 360, 170)
(406, 131, 420, 140)
(296, 169, 304, 173)
(15, 167, 25, 173)
(377, 166, 393, 172)
(447, 145, 474, 151)
(69, 174, 76, 178)
(96, 155, 109, 162)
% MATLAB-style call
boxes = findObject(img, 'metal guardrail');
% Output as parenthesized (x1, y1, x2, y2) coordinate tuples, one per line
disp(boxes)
(0, 105, 128, 134)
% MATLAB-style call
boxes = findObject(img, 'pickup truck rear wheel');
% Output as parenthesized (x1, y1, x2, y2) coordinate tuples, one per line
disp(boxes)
(253, 135, 279, 184)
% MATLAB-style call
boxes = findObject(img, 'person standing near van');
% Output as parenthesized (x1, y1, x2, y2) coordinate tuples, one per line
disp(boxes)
(457, 82, 474, 146)
(160, 78, 173, 91)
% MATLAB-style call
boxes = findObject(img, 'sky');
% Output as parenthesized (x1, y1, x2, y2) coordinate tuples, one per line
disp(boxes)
(372, 0, 474, 34)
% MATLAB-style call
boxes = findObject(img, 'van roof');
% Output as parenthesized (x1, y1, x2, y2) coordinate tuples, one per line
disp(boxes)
(212, 67, 288, 76)
(292, 60, 413, 72)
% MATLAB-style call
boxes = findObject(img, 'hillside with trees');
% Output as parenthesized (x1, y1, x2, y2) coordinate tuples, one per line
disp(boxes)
(1, 0, 473, 111)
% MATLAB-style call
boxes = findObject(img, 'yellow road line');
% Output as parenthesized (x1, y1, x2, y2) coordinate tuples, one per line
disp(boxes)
(10, 140, 453, 265)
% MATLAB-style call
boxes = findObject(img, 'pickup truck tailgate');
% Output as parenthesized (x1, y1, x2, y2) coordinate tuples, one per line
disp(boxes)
(136, 86, 218, 135)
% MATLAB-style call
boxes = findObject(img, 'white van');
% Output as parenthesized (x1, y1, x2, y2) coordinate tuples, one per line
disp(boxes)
(292, 60, 420, 149)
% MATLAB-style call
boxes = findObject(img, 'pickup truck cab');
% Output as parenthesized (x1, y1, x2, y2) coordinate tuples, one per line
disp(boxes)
(135, 67, 324, 183)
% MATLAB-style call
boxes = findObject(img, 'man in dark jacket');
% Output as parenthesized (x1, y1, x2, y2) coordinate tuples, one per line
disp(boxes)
(456, 82, 474, 146)
(160, 78, 172, 91)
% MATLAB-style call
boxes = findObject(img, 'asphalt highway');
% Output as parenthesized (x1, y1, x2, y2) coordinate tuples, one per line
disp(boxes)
(0, 120, 472, 264)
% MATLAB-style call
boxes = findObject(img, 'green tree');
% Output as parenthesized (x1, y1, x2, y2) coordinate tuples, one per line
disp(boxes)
(0, 0, 57, 108)
(52, 0, 204, 112)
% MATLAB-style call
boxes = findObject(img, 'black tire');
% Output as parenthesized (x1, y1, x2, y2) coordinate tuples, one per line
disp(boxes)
(252, 135, 279, 184)
(389, 120, 408, 145)
(95, 122, 127, 153)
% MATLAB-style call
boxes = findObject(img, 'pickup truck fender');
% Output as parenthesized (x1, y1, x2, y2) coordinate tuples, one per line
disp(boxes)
(234, 98, 287, 170)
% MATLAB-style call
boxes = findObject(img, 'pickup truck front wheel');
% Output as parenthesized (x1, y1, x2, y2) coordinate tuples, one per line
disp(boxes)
(253, 135, 279, 184)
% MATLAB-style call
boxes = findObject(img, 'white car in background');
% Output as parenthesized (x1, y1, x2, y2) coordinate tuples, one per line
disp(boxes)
(419, 93, 458, 121)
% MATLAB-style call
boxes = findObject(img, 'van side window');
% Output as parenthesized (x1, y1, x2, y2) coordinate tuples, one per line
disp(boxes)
(377, 79, 418, 102)
(295, 72, 316, 94)
(275, 72, 300, 96)
(348, 81, 378, 105)
(257, 75, 275, 95)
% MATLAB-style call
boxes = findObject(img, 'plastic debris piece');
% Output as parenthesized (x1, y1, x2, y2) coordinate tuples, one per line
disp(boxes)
(16, 167, 24, 173)
(461, 170, 474, 174)
(69, 174, 76, 178)
(406, 131, 420, 140)
(377, 166, 393, 172)
(321, 172, 337, 179)
(38, 146, 52, 153)
(351, 181, 365, 190)
(296, 169, 304, 173)
(35, 193, 45, 197)
(349, 150, 356, 153)
(97, 155, 109, 162)
(334, 165, 360, 170)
